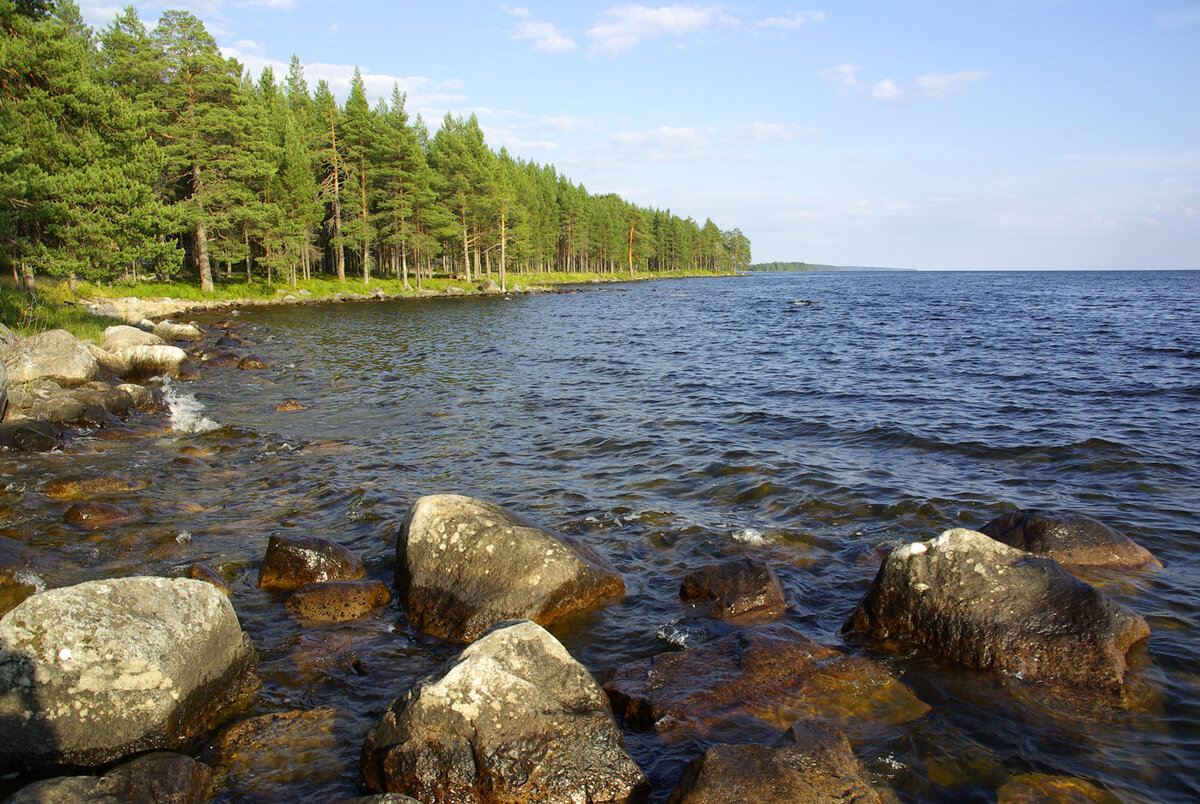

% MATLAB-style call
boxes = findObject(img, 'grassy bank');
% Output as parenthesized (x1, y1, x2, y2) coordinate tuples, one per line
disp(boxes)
(1, 268, 739, 341)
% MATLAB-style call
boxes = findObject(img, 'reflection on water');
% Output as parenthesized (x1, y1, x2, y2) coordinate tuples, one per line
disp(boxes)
(1, 271, 1198, 802)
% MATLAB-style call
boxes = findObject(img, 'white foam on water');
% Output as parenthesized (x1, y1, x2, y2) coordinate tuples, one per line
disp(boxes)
(731, 527, 767, 545)
(175, 531, 193, 545)
(163, 379, 219, 435)
(11, 571, 46, 593)
(655, 619, 705, 648)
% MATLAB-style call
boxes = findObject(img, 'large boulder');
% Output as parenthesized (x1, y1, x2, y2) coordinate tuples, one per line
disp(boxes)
(3, 329, 99, 386)
(396, 494, 624, 642)
(361, 620, 644, 802)
(5, 751, 211, 804)
(153, 320, 203, 342)
(0, 576, 259, 770)
(111, 344, 192, 379)
(843, 528, 1150, 693)
(667, 718, 882, 804)
(981, 509, 1161, 569)
(605, 623, 928, 741)
(679, 557, 787, 619)
(102, 324, 165, 353)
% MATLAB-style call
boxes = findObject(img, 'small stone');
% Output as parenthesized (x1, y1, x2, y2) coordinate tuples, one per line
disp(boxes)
(274, 399, 306, 412)
(257, 534, 366, 591)
(44, 473, 144, 500)
(63, 501, 142, 531)
(238, 355, 272, 370)
(286, 580, 391, 622)
(679, 557, 788, 619)
(188, 562, 233, 595)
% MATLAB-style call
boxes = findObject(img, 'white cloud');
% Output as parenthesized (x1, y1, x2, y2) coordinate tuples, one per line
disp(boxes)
(592, 126, 710, 164)
(820, 63, 861, 92)
(823, 65, 987, 104)
(729, 122, 821, 143)
(1156, 6, 1200, 28)
(514, 19, 577, 52)
(587, 4, 735, 57)
(871, 78, 904, 103)
(540, 114, 600, 133)
(758, 10, 825, 30)
(914, 70, 989, 98)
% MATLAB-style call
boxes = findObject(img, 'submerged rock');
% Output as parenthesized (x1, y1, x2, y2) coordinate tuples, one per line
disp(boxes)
(274, 399, 306, 412)
(679, 557, 787, 619)
(44, 472, 145, 500)
(996, 772, 1122, 804)
(361, 620, 644, 802)
(0, 576, 259, 770)
(63, 501, 142, 531)
(667, 718, 882, 804)
(237, 355, 272, 370)
(981, 509, 1161, 569)
(4, 751, 212, 804)
(605, 623, 928, 741)
(257, 534, 366, 591)
(212, 708, 341, 801)
(843, 528, 1150, 693)
(396, 494, 625, 642)
(3, 329, 99, 386)
(0, 419, 63, 452)
(286, 580, 391, 622)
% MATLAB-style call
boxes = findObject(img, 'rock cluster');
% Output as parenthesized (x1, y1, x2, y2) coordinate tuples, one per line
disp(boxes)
(980, 509, 1161, 569)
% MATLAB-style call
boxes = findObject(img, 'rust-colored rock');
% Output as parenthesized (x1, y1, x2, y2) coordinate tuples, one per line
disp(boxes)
(604, 623, 928, 741)
(997, 772, 1122, 804)
(680, 557, 787, 619)
(274, 399, 306, 412)
(63, 501, 142, 531)
(5, 751, 212, 804)
(844, 528, 1150, 694)
(667, 718, 882, 804)
(188, 562, 233, 595)
(213, 708, 340, 801)
(257, 534, 366, 591)
(286, 580, 391, 622)
(981, 509, 1161, 569)
(238, 355, 272, 370)
(44, 473, 144, 500)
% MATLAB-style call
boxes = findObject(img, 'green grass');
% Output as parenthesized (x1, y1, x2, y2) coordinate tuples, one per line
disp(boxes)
(1, 267, 739, 342)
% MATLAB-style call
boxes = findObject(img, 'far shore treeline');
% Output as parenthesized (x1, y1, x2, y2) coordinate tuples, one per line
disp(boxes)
(0, 1, 752, 295)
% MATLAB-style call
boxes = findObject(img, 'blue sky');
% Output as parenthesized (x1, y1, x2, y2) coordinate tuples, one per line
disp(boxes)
(80, 1, 1200, 270)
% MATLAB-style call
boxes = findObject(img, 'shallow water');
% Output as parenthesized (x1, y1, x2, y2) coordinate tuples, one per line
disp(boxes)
(2, 270, 1198, 801)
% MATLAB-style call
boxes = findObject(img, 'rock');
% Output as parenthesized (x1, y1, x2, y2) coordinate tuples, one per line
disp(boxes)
(996, 772, 1122, 804)
(102, 325, 165, 352)
(274, 399, 305, 412)
(119, 382, 159, 410)
(679, 557, 787, 619)
(605, 623, 928, 740)
(337, 796, 422, 804)
(396, 494, 625, 642)
(0, 576, 259, 770)
(112, 344, 193, 379)
(1, 354, 8, 420)
(63, 501, 142, 531)
(3, 329, 100, 386)
(237, 355, 271, 370)
(212, 708, 340, 801)
(843, 528, 1150, 693)
(981, 509, 1161, 569)
(360, 620, 644, 802)
(0, 322, 18, 355)
(286, 580, 391, 622)
(153, 320, 203, 342)
(45, 473, 144, 499)
(84, 343, 129, 379)
(667, 718, 882, 804)
(479, 279, 502, 293)
(198, 349, 240, 368)
(4, 751, 212, 804)
(187, 563, 233, 595)
(0, 419, 63, 452)
(71, 383, 136, 417)
(443, 286, 466, 295)
(257, 534, 366, 591)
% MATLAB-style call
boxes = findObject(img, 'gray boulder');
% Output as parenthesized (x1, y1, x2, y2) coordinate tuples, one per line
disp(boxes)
(101, 325, 165, 352)
(0, 576, 259, 770)
(843, 528, 1150, 693)
(4, 751, 211, 803)
(667, 718, 882, 804)
(3, 329, 99, 386)
(111, 344, 192, 379)
(360, 620, 644, 802)
(981, 509, 1161, 569)
(396, 494, 625, 642)
(152, 320, 203, 342)
(0, 322, 17, 355)
(479, 279, 502, 293)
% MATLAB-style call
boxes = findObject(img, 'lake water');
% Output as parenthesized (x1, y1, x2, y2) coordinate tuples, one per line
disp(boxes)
(2, 270, 1198, 801)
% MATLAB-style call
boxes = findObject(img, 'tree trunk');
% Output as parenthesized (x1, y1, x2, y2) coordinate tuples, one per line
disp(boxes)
(195, 218, 214, 293)
(330, 108, 346, 282)
(499, 206, 507, 293)
(20, 261, 36, 296)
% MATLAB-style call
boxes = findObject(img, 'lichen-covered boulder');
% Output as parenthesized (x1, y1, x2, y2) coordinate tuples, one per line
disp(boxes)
(843, 528, 1150, 693)
(257, 534, 366, 591)
(5, 751, 212, 804)
(605, 623, 928, 741)
(102, 324, 166, 352)
(981, 509, 1161, 569)
(3, 329, 99, 386)
(396, 494, 624, 642)
(0, 576, 259, 770)
(667, 718, 882, 804)
(286, 580, 391, 622)
(680, 557, 787, 619)
(361, 620, 644, 802)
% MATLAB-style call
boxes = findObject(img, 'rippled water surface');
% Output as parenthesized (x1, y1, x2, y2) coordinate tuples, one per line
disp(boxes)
(2, 270, 1199, 802)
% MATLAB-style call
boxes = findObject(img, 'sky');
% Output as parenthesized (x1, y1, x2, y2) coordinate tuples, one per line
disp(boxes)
(78, 1, 1200, 270)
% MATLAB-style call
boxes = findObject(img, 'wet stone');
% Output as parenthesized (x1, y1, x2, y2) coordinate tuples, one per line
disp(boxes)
(605, 622, 929, 742)
(286, 580, 391, 622)
(274, 399, 306, 412)
(0, 420, 63, 452)
(997, 772, 1122, 804)
(257, 533, 366, 591)
(63, 501, 142, 531)
(679, 557, 788, 619)
(981, 509, 1162, 569)
(211, 708, 341, 801)
(188, 562, 233, 594)
(667, 718, 882, 804)
(238, 355, 272, 370)
(4, 751, 212, 804)
(44, 473, 144, 500)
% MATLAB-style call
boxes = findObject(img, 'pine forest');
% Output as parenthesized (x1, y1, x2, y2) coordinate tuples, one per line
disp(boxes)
(0, 1, 753, 296)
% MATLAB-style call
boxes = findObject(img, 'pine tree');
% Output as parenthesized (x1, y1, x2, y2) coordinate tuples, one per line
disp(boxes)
(340, 68, 376, 283)
(312, 79, 346, 281)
